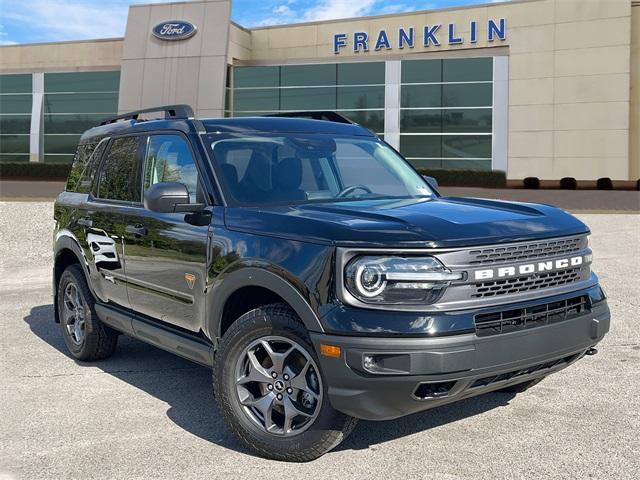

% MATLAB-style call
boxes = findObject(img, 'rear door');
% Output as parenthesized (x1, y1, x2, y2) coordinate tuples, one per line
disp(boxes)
(121, 133, 210, 332)
(85, 134, 146, 309)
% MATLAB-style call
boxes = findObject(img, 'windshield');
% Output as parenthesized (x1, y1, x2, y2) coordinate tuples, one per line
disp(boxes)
(204, 133, 435, 206)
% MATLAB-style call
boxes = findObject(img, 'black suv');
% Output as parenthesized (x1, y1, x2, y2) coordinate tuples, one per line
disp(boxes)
(53, 105, 610, 461)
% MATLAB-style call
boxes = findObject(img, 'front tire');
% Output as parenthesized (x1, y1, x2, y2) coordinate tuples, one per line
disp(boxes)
(57, 264, 118, 361)
(213, 304, 357, 462)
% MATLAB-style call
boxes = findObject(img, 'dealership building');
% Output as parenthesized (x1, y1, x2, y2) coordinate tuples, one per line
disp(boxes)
(0, 0, 638, 181)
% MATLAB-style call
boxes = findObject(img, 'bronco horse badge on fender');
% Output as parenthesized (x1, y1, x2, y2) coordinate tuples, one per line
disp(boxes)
(152, 21, 197, 41)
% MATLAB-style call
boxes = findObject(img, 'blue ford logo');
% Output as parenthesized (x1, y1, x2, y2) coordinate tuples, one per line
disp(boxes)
(152, 21, 197, 41)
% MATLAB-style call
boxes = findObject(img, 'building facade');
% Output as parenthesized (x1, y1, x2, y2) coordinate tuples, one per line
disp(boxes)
(0, 0, 638, 180)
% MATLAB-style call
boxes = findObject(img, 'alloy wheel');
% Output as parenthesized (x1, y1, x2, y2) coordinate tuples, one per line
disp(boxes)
(235, 336, 323, 437)
(62, 282, 86, 345)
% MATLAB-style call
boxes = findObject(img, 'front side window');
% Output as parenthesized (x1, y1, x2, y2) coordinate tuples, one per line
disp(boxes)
(143, 134, 200, 203)
(205, 134, 434, 206)
(97, 136, 144, 202)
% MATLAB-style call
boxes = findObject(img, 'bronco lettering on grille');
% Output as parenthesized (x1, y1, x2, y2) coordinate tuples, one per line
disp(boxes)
(474, 255, 585, 281)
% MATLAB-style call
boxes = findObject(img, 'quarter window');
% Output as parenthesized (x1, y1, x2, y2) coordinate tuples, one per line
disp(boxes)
(143, 134, 200, 203)
(97, 136, 144, 202)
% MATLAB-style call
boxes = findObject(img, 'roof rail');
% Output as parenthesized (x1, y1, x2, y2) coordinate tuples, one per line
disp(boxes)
(264, 111, 355, 124)
(99, 104, 194, 126)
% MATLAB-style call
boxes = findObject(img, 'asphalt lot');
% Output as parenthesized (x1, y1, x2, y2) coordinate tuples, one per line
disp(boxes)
(1, 202, 639, 479)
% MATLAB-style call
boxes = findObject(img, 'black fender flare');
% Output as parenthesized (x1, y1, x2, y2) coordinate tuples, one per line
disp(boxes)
(53, 230, 97, 299)
(206, 267, 325, 341)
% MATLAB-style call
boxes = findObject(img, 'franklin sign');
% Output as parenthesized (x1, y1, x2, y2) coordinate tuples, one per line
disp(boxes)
(152, 21, 197, 41)
(333, 18, 506, 54)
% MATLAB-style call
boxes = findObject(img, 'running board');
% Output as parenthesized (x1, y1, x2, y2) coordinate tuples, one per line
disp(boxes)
(95, 304, 214, 367)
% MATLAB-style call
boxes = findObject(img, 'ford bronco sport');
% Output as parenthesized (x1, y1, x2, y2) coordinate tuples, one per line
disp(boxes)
(53, 105, 610, 461)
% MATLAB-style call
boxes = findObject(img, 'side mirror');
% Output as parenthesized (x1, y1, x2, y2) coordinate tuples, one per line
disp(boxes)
(144, 182, 204, 213)
(422, 175, 439, 191)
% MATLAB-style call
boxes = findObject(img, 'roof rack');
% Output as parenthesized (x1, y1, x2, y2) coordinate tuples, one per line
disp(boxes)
(264, 111, 355, 124)
(99, 104, 194, 126)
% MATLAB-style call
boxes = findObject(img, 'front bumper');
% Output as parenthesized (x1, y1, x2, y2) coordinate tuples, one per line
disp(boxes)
(311, 297, 610, 421)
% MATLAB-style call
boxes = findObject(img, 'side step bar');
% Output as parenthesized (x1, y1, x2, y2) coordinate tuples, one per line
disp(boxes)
(95, 304, 214, 367)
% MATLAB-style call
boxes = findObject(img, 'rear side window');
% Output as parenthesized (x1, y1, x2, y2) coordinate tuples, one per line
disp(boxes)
(97, 136, 144, 202)
(66, 142, 97, 192)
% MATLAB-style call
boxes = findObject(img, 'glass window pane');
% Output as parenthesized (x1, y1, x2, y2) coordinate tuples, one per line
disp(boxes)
(0, 94, 32, 114)
(0, 134, 30, 153)
(281, 64, 336, 86)
(443, 108, 492, 133)
(443, 58, 492, 82)
(408, 159, 443, 169)
(234, 66, 280, 88)
(400, 110, 442, 133)
(0, 74, 32, 94)
(442, 135, 492, 158)
(401, 59, 441, 84)
(144, 134, 200, 203)
(401, 84, 441, 108)
(44, 154, 75, 163)
(44, 134, 82, 154)
(0, 114, 31, 134)
(233, 89, 279, 111)
(338, 62, 384, 85)
(337, 86, 384, 109)
(44, 93, 118, 114)
(97, 136, 144, 202)
(339, 110, 384, 133)
(44, 114, 107, 134)
(44, 71, 120, 93)
(443, 83, 492, 107)
(280, 87, 336, 110)
(400, 135, 441, 159)
(441, 159, 492, 170)
(0, 153, 30, 162)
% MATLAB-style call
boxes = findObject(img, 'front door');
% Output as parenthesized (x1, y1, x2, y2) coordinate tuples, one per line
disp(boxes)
(121, 133, 210, 332)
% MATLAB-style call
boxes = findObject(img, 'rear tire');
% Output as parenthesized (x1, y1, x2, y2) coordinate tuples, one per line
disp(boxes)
(57, 264, 118, 361)
(496, 377, 544, 393)
(213, 303, 357, 462)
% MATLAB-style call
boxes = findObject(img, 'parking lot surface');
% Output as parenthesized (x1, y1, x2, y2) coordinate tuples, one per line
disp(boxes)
(1, 202, 639, 479)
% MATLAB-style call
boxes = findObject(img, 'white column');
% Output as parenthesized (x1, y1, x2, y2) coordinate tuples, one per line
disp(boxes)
(492, 56, 508, 173)
(29, 73, 44, 163)
(384, 60, 401, 150)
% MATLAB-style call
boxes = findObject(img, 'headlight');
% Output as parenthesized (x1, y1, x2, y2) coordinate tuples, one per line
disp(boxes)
(344, 256, 463, 305)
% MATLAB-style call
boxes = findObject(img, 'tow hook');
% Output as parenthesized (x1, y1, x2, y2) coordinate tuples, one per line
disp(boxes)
(586, 347, 598, 356)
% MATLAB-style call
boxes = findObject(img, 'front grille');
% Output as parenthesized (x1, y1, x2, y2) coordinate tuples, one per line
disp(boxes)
(472, 267, 582, 298)
(469, 353, 581, 389)
(468, 236, 585, 265)
(474, 295, 589, 337)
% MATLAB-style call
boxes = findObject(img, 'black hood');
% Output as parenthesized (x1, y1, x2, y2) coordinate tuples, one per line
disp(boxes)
(224, 196, 589, 248)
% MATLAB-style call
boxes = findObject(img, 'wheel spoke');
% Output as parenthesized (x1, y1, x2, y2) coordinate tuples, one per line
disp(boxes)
(260, 340, 293, 373)
(237, 350, 273, 385)
(289, 360, 319, 399)
(282, 396, 312, 433)
(242, 392, 276, 431)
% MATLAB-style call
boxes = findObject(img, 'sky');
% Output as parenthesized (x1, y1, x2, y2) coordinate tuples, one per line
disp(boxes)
(0, 0, 508, 46)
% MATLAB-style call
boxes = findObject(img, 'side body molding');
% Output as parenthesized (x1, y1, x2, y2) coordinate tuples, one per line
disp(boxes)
(206, 267, 326, 341)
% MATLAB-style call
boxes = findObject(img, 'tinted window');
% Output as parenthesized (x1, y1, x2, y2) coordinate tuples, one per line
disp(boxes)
(143, 134, 200, 203)
(66, 142, 97, 192)
(97, 136, 144, 202)
(144, 135, 198, 203)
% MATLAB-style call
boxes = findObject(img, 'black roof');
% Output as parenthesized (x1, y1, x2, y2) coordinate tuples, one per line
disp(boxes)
(79, 105, 375, 144)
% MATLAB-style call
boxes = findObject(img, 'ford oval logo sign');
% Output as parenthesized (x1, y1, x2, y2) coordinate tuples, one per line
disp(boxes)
(152, 21, 197, 41)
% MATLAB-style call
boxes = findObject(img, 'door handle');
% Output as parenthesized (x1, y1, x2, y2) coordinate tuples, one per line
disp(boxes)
(77, 217, 93, 228)
(125, 224, 148, 237)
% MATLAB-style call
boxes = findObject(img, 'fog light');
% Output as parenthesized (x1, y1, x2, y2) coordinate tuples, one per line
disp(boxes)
(363, 355, 375, 371)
